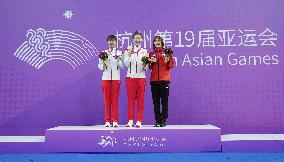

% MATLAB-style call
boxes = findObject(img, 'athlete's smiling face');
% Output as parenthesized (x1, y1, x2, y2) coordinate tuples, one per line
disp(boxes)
(133, 34, 143, 47)
(154, 37, 163, 48)
(107, 39, 117, 49)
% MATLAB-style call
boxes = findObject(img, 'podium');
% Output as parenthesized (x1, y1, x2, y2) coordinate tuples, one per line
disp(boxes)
(45, 125, 221, 153)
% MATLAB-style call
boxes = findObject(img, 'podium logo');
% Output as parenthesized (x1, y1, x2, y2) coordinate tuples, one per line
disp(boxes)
(14, 28, 98, 69)
(98, 135, 118, 148)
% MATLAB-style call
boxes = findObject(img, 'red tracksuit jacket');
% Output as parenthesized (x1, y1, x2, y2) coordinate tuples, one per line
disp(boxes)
(149, 48, 174, 82)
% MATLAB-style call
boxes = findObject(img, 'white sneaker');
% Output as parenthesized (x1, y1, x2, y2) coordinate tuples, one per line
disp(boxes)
(104, 122, 111, 127)
(135, 121, 142, 128)
(126, 120, 133, 127)
(113, 122, 119, 128)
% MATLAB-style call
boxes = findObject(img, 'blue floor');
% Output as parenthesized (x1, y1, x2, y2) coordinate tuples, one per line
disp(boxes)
(0, 153, 284, 162)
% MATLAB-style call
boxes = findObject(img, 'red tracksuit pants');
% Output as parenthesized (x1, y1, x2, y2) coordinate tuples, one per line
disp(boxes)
(126, 77, 146, 122)
(102, 80, 120, 122)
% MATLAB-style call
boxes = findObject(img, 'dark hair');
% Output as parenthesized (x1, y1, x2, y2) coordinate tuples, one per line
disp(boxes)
(107, 35, 117, 42)
(153, 35, 164, 49)
(132, 31, 143, 39)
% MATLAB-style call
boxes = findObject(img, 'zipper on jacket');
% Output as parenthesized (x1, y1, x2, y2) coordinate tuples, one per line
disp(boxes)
(158, 53, 160, 82)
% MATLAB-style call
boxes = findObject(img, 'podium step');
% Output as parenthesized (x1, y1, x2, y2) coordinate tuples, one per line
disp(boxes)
(45, 125, 221, 153)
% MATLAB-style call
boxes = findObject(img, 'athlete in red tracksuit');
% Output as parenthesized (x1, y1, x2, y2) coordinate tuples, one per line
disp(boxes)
(149, 35, 174, 127)
(124, 31, 148, 128)
(98, 35, 123, 128)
